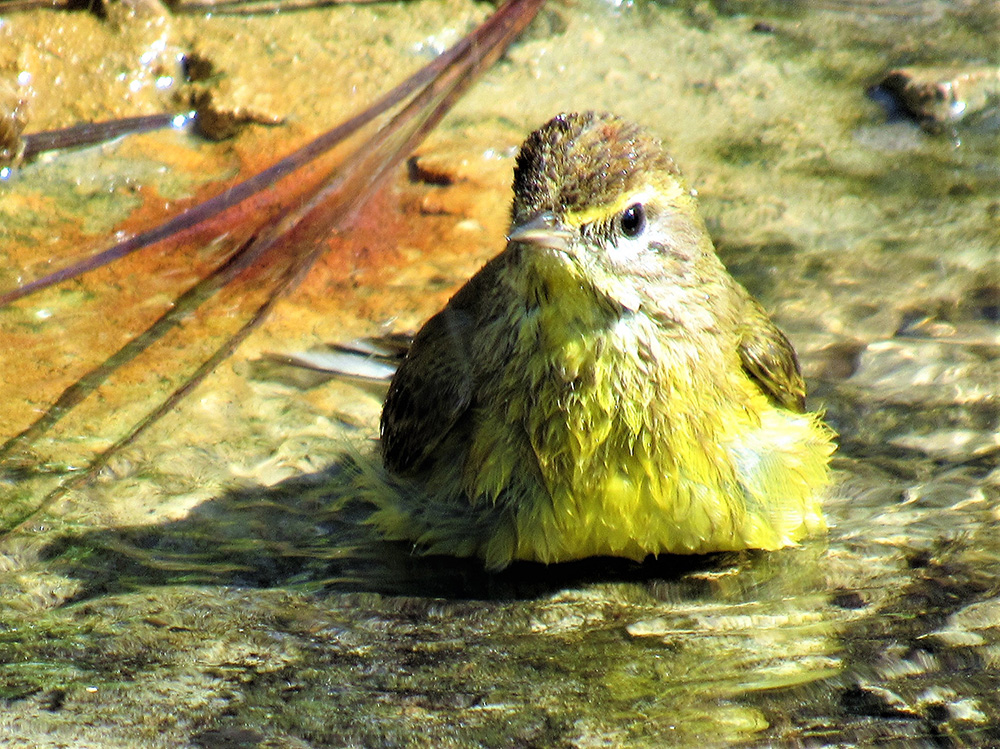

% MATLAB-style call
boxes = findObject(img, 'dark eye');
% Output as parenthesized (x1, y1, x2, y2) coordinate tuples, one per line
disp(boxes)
(619, 202, 646, 238)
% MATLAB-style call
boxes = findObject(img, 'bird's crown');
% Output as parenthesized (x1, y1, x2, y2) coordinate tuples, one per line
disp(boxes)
(511, 112, 682, 227)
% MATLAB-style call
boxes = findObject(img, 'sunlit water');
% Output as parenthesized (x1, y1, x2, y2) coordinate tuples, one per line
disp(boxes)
(0, 0, 998, 745)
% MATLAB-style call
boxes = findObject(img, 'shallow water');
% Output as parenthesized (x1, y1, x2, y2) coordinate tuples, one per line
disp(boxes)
(0, 0, 998, 745)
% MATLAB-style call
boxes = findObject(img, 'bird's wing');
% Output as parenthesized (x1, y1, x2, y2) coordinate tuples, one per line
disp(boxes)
(736, 303, 807, 413)
(379, 304, 476, 474)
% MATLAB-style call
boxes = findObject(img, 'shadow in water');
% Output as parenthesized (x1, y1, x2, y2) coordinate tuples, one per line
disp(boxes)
(24, 453, 1000, 745)
(39, 457, 740, 603)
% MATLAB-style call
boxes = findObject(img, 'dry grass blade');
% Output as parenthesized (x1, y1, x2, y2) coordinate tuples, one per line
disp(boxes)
(17, 113, 189, 163)
(168, 0, 386, 13)
(0, 0, 69, 9)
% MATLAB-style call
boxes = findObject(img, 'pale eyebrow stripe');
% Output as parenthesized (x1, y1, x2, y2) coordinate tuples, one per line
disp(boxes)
(563, 183, 676, 228)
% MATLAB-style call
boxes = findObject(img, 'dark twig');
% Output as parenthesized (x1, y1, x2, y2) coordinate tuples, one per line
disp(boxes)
(0, 0, 69, 10)
(168, 0, 386, 13)
(19, 113, 189, 161)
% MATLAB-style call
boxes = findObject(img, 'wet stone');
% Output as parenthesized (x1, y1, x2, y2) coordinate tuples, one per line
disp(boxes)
(875, 66, 1000, 131)
(191, 88, 285, 142)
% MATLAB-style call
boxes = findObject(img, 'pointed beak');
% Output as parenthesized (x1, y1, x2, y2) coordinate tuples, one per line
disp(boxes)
(507, 211, 573, 252)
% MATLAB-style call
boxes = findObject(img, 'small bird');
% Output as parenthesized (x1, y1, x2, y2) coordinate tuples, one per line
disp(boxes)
(359, 112, 835, 570)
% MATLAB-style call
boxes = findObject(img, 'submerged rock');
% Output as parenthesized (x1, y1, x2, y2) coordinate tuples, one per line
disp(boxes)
(875, 66, 1000, 131)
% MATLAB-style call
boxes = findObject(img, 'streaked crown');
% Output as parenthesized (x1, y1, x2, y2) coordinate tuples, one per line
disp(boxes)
(510, 112, 681, 227)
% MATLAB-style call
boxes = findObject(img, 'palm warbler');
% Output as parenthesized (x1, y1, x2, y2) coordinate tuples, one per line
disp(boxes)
(360, 112, 835, 569)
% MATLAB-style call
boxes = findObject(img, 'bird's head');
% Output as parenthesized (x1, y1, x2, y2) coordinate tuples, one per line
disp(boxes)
(507, 112, 717, 314)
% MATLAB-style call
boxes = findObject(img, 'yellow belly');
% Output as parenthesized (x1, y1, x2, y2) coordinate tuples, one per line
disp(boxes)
(362, 298, 834, 570)
(497, 400, 832, 565)
(465, 312, 834, 568)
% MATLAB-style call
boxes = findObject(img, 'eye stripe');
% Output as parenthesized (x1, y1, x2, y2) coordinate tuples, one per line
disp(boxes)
(563, 184, 664, 228)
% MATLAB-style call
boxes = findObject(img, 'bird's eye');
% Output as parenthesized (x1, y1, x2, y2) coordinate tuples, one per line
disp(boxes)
(619, 203, 646, 238)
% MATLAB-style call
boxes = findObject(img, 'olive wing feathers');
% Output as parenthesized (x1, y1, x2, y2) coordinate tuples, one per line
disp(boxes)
(736, 304, 807, 413)
(380, 306, 476, 474)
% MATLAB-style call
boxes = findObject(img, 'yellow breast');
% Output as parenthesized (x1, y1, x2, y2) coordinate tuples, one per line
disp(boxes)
(464, 278, 833, 567)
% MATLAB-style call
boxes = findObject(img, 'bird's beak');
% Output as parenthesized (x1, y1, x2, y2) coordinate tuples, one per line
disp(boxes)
(507, 211, 573, 252)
